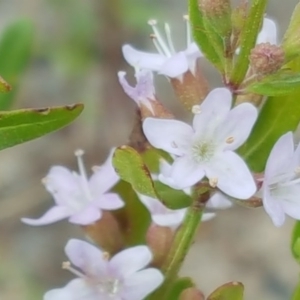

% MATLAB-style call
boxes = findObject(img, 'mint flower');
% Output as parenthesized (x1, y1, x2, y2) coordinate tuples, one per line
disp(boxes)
(44, 239, 164, 300)
(259, 132, 300, 227)
(122, 17, 202, 79)
(143, 88, 257, 199)
(22, 149, 123, 226)
(138, 194, 187, 230)
(257, 18, 277, 45)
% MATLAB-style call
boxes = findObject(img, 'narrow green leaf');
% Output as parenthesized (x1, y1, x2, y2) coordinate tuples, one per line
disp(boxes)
(207, 282, 244, 300)
(189, 0, 223, 71)
(0, 19, 34, 110)
(238, 58, 300, 172)
(166, 277, 195, 300)
(291, 221, 300, 262)
(230, 0, 267, 85)
(292, 281, 300, 300)
(246, 71, 300, 96)
(113, 146, 158, 198)
(0, 104, 83, 150)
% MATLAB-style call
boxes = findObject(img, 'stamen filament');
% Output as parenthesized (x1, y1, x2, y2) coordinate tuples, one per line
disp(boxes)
(184, 15, 192, 47)
(164, 23, 176, 54)
(148, 19, 172, 57)
(150, 34, 166, 56)
(62, 261, 86, 278)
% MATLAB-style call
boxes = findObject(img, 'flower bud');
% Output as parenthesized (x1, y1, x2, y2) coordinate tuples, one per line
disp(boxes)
(146, 223, 174, 267)
(199, 0, 232, 39)
(82, 211, 124, 255)
(249, 43, 285, 75)
(170, 65, 209, 111)
(179, 287, 205, 300)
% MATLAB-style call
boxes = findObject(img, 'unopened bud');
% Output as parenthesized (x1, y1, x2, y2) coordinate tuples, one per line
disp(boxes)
(146, 224, 174, 267)
(179, 287, 205, 300)
(170, 66, 209, 111)
(249, 43, 285, 75)
(199, 0, 232, 39)
(82, 211, 124, 255)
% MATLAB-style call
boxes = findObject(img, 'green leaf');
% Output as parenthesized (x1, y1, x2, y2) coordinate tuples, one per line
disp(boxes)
(0, 104, 83, 150)
(291, 221, 300, 262)
(0, 19, 34, 110)
(230, 0, 267, 86)
(207, 282, 244, 300)
(113, 180, 150, 245)
(166, 277, 195, 300)
(238, 59, 300, 172)
(189, 0, 223, 71)
(246, 71, 300, 96)
(292, 281, 300, 300)
(112, 146, 158, 198)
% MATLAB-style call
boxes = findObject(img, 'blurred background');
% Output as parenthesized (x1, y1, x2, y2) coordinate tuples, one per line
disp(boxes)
(0, 0, 298, 299)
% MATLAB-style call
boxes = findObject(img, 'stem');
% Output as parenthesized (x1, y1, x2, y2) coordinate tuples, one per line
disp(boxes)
(149, 190, 209, 299)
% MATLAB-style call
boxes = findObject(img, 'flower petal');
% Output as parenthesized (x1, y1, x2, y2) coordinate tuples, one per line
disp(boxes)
(262, 186, 285, 227)
(159, 52, 189, 78)
(43, 279, 101, 300)
(206, 192, 233, 209)
(89, 148, 120, 196)
(21, 206, 72, 226)
(257, 18, 277, 45)
(217, 103, 258, 151)
(44, 166, 81, 205)
(205, 152, 256, 199)
(193, 88, 232, 135)
(122, 268, 164, 300)
(68, 206, 101, 225)
(143, 118, 193, 156)
(152, 208, 187, 230)
(264, 132, 294, 179)
(65, 239, 107, 278)
(109, 246, 152, 277)
(122, 44, 166, 71)
(170, 156, 205, 189)
(94, 193, 124, 210)
(202, 212, 216, 221)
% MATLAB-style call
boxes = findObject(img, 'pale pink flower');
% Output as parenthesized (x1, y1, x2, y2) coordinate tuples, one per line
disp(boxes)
(22, 149, 123, 226)
(143, 88, 257, 199)
(44, 239, 164, 300)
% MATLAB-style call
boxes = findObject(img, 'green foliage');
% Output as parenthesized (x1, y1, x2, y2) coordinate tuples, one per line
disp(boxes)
(292, 281, 300, 300)
(230, 0, 267, 85)
(246, 71, 300, 96)
(165, 277, 195, 300)
(0, 104, 83, 150)
(207, 282, 244, 300)
(291, 221, 300, 263)
(0, 19, 34, 110)
(113, 146, 158, 198)
(239, 58, 300, 172)
(189, 0, 223, 72)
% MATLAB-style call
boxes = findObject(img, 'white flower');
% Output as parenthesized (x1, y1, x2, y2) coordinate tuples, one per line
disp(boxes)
(122, 17, 203, 79)
(44, 239, 164, 300)
(257, 17, 278, 45)
(138, 194, 187, 230)
(259, 132, 300, 226)
(143, 88, 258, 199)
(22, 149, 123, 226)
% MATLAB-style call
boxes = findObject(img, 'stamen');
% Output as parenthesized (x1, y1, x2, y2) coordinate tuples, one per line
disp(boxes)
(183, 14, 192, 47)
(148, 19, 172, 57)
(209, 177, 218, 188)
(192, 105, 201, 114)
(150, 34, 165, 56)
(164, 23, 176, 54)
(75, 149, 93, 201)
(62, 261, 86, 278)
(226, 137, 234, 144)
